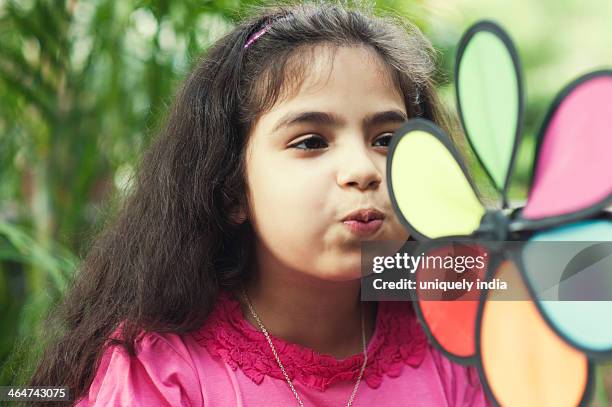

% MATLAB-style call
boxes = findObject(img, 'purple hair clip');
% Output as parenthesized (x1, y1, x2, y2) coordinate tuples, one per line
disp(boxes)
(244, 24, 272, 49)
(244, 13, 292, 49)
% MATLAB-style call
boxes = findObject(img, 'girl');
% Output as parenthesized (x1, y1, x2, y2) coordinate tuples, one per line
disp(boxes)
(32, 2, 488, 406)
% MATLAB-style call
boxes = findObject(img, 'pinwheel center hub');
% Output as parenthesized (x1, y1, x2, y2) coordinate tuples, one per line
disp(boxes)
(477, 210, 510, 241)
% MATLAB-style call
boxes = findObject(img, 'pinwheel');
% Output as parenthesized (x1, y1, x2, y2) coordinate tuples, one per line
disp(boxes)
(387, 20, 612, 407)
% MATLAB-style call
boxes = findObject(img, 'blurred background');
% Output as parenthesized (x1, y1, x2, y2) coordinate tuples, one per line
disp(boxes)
(0, 0, 610, 404)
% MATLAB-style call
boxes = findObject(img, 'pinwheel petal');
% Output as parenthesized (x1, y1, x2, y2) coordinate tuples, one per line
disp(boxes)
(519, 219, 612, 357)
(388, 119, 485, 240)
(456, 21, 523, 199)
(523, 71, 612, 220)
(478, 260, 592, 407)
(413, 241, 488, 362)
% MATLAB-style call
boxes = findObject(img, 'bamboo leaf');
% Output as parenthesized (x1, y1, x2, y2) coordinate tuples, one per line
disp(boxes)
(0, 64, 56, 121)
(0, 42, 58, 97)
(6, 1, 67, 72)
(0, 221, 76, 292)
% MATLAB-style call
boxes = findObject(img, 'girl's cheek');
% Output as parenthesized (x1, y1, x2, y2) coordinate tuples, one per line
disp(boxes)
(250, 162, 327, 223)
(386, 211, 410, 240)
(276, 158, 331, 196)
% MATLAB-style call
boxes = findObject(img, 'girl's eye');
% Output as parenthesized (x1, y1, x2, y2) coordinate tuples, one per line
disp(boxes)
(289, 135, 328, 150)
(373, 133, 394, 147)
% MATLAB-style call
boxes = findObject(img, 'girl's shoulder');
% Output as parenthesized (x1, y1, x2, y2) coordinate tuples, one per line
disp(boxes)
(77, 329, 204, 407)
(427, 344, 488, 406)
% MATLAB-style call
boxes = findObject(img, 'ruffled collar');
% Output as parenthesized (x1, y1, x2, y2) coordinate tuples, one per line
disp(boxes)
(193, 291, 428, 391)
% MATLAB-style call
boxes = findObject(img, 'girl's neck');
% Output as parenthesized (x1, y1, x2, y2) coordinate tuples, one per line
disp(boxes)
(240, 268, 376, 359)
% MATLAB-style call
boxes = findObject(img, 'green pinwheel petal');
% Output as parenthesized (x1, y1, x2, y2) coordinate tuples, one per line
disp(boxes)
(388, 120, 485, 239)
(456, 21, 523, 197)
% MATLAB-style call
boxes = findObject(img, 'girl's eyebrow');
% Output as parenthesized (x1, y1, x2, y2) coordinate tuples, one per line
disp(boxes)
(272, 109, 408, 133)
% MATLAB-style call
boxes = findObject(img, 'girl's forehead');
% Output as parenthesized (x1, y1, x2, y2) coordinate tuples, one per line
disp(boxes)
(288, 44, 398, 99)
(246, 44, 406, 138)
(248, 45, 406, 139)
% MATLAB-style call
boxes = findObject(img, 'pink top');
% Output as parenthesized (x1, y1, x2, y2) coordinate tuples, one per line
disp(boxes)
(77, 291, 489, 406)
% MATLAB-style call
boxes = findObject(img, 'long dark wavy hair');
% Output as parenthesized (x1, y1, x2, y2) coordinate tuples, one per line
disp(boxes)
(31, 1, 455, 404)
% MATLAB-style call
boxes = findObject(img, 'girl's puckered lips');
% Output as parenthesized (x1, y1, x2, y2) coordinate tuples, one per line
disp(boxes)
(341, 208, 385, 236)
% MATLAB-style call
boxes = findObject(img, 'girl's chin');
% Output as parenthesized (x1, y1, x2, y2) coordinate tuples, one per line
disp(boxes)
(290, 261, 362, 282)
(310, 266, 363, 282)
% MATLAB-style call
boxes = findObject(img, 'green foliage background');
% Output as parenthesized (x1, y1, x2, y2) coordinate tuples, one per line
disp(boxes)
(0, 0, 610, 404)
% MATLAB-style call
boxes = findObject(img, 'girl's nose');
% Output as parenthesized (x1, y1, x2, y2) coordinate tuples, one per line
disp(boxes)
(336, 142, 383, 191)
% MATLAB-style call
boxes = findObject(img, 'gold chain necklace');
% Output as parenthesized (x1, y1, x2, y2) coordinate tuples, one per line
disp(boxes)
(240, 289, 368, 407)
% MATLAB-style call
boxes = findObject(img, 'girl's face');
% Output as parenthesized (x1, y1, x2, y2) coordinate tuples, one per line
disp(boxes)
(244, 45, 410, 281)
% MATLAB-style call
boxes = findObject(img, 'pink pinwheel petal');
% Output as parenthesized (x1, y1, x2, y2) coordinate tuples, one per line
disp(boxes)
(524, 75, 612, 219)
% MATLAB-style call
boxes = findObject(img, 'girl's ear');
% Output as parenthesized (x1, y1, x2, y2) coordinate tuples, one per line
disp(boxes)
(222, 186, 249, 225)
(228, 205, 248, 224)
